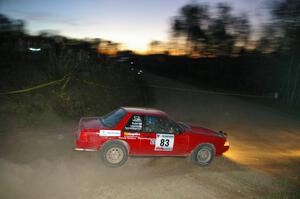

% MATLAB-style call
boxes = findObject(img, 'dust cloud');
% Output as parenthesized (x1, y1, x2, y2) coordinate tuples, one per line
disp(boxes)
(1, 73, 299, 199)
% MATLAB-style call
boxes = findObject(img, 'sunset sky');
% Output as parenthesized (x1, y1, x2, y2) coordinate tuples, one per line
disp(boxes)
(1, 0, 271, 52)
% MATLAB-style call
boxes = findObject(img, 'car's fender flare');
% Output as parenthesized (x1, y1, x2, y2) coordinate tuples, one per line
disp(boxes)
(101, 139, 130, 153)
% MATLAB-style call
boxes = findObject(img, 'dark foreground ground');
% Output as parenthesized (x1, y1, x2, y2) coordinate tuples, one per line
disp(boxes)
(0, 73, 299, 199)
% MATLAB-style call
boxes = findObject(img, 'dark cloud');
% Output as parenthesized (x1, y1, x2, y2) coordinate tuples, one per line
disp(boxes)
(4, 9, 79, 26)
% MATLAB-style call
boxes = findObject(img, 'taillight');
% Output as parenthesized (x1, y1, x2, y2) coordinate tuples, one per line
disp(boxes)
(80, 131, 88, 142)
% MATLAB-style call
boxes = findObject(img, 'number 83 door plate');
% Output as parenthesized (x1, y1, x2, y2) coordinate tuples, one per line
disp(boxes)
(155, 134, 175, 151)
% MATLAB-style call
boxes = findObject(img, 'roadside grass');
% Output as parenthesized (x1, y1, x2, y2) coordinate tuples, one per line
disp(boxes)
(0, 51, 145, 132)
(259, 189, 300, 199)
(257, 178, 300, 199)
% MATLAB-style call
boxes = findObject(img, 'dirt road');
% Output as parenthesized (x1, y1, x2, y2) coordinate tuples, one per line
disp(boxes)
(144, 73, 300, 178)
(1, 73, 299, 199)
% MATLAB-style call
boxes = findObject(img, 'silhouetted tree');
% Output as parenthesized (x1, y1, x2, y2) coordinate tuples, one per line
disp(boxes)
(206, 3, 240, 56)
(257, 25, 282, 53)
(171, 4, 209, 56)
(170, 3, 251, 57)
(0, 14, 26, 58)
(273, 0, 300, 54)
(98, 40, 120, 55)
(271, 0, 300, 106)
(0, 14, 13, 32)
(149, 40, 167, 54)
(232, 14, 251, 51)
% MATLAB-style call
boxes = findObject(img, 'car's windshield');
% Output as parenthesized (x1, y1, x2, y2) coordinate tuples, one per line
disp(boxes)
(101, 108, 126, 128)
(177, 122, 189, 130)
(170, 119, 184, 133)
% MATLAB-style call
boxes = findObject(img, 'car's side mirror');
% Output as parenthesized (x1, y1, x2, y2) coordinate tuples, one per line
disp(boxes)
(174, 127, 183, 134)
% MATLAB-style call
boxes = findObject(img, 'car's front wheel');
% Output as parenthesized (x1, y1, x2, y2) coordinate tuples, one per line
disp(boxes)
(191, 144, 215, 166)
(101, 141, 128, 167)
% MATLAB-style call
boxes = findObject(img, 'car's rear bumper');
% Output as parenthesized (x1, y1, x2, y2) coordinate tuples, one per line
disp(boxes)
(74, 131, 98, 151)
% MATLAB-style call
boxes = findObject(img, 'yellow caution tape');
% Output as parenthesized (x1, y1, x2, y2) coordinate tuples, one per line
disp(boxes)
(1, 74, 271, 99)
(0, 77, 67, 95)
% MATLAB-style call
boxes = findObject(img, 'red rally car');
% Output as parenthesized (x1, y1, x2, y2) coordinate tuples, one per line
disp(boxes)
(74, 107, 229, 167)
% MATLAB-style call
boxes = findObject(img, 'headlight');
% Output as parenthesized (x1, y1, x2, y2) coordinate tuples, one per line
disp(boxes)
(224, 140, 230, 147)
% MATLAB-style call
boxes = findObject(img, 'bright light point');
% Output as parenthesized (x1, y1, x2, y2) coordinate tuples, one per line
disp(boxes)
(224, 141, 230, 147)
(29, 47, 41, 52)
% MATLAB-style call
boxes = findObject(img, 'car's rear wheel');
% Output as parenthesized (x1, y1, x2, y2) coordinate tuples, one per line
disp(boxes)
(191, 144, 214, 166)
(101, 141, 128, 167)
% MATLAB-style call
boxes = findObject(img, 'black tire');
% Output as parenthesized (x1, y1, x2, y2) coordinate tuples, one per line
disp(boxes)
(191, 144, 215, 166)
(101, 141, 128, 167)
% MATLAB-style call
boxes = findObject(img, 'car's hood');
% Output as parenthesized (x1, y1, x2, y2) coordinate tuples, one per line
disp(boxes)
(184, 123, 220, 137)
(79, 117, 103, 130)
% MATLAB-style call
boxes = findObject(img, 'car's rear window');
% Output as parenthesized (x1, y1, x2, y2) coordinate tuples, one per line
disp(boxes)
(101, 108, 126, 128)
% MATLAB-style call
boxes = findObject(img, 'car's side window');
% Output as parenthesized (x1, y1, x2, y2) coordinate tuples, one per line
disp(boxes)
(144, 116, 158, 133)
(124, 115, 143, 132)
(144, 116, 177, 134)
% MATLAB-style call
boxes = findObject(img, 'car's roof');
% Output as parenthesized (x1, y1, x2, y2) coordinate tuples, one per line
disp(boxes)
(122, 107, 167, 116)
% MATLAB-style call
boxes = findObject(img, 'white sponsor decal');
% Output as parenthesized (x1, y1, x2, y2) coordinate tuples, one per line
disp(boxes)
(97, 130, 121, 137)
(155, 134, 174, 151)
(132, 116, 142, 122)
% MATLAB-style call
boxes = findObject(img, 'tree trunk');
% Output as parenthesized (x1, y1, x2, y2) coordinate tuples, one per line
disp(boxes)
(286, 55, 294, 105)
